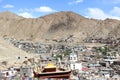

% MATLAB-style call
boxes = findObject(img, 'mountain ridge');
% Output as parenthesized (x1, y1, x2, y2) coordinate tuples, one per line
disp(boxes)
(0, 11, 23, 20)
(0, 11, 120, 42)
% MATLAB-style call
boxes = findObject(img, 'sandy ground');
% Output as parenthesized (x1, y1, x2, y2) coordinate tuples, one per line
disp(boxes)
(0, 37, 35, 69)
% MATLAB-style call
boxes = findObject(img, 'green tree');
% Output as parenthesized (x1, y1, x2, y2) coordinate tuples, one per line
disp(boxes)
(55, 54, 62, 60)
(111, 52, 116, 57)
(63, 49, 71, 56)
(96, 46, 110, 56)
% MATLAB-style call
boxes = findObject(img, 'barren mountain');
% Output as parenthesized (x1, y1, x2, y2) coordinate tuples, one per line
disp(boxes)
(0, 11, 23, 20)
(0, 11, 120, 42)
(0, 37, 33, 68)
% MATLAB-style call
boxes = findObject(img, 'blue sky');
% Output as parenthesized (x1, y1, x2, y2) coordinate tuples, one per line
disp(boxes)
(0, 0, 120, 20)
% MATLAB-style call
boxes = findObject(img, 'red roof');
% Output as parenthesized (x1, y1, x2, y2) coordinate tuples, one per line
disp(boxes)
(82, 67, 88, 71)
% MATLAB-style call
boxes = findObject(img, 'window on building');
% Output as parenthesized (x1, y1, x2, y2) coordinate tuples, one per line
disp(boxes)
(70, 57, 72, 60)
(73, 64, 75, 69)
(74, 57, 76, 60)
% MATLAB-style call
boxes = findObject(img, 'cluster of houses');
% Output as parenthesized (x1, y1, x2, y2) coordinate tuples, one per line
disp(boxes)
(1, 37, 120, 80)
(3, 37, 87, 55)
(68, 48, 120, 80)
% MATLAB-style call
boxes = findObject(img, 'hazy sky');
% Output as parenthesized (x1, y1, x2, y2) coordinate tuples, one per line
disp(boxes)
(0, 0, 120, 20)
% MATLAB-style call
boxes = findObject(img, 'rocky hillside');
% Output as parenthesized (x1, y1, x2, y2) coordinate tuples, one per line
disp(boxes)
(0, 11, 120, 42)
(0, 37, 33, 67)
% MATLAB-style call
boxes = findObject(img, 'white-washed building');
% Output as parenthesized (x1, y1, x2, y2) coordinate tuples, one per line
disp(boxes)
(69, 52, 78, 62)
(69, 52, 82, 71)
(70, 62, 82, 71)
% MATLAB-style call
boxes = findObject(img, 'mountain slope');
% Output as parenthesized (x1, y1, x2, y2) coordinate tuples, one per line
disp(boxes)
(0, 11, 120, 42)
(0, 11, 23, 20)
(0, 37, 33, 66)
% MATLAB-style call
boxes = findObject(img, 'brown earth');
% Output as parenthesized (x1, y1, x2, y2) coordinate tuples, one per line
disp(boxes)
(0, 11, 120, 42)
(0, 37, 34, 68)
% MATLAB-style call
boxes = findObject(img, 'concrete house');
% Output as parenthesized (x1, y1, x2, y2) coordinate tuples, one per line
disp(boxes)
(69, 52, 82, 71)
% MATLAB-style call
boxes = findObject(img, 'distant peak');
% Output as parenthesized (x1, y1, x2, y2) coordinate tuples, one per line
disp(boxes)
(1, 11, 13, 13)
(58, 11, 74, 13)
(0, 11, 23, 19)
(53, 11, 82, 15)
(0, 11, 16, 15)
(40, 11, 85, 19)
